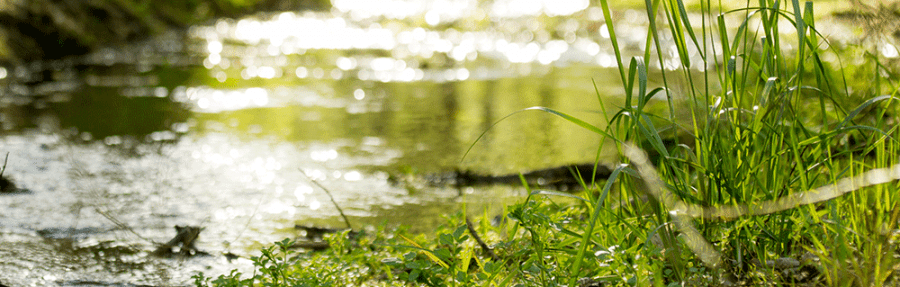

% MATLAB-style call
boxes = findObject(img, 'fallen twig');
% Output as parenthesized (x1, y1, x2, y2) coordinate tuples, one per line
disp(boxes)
(300, 169, 354, 230)
(465, 216, 499, 262)
(93, 206, 159, 245)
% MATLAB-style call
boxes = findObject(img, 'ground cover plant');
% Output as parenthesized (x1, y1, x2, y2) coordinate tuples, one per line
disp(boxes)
(194, 0, 900, 285)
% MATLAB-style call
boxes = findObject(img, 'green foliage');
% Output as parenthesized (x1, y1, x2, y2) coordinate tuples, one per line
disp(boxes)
(197, 0, 900, 286)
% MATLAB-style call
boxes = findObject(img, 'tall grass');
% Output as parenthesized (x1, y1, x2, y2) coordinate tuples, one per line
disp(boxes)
(530, 0, 900, 285)
(196, 0, 900, 286)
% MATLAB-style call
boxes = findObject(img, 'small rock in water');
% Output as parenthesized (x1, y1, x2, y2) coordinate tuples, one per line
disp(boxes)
(154, 225, 204, 256)
(0, 175, 16, 193)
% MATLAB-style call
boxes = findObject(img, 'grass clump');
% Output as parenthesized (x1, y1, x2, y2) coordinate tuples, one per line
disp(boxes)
(195, 0, 900, 285)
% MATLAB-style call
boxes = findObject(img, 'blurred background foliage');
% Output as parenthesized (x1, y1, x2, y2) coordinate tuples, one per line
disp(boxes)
(0, 0, 330, 64)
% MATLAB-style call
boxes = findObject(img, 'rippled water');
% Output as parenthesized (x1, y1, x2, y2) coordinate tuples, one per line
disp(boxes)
(0, 0, 876, 285)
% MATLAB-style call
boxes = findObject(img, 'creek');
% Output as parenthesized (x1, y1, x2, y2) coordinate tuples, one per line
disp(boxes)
(0, 1, 869, 285)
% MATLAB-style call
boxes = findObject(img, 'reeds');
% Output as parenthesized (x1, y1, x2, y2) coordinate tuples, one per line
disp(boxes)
(524, 0, 900, 285)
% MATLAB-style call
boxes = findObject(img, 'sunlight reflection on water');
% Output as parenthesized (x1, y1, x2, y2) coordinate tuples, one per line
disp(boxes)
(186, 0, 641, 91)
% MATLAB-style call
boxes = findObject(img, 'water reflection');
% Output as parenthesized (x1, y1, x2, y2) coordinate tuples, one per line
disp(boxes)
(188, 2, 667, 87)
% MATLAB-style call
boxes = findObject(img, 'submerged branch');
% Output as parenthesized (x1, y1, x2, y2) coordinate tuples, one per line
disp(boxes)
(300, 169, 354, 230)
(93, 206, 159, 246)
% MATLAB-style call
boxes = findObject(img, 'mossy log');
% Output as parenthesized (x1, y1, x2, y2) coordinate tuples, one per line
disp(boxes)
(451, 163, 614, 190)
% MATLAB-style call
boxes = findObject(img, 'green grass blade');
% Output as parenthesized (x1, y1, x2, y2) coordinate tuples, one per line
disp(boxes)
(636, 57, 648, 110)
(568, 165, 624, 286)
(524, 107, 617, 140)
(637, 114, 670, 159)
(791, 0, 807, 79)
(675, 0, 705, 58)
(598, 0, 626, 85)
(626, 57, 639, 107)
(461, 107, 617, 163)
(838, 95, 899, 129)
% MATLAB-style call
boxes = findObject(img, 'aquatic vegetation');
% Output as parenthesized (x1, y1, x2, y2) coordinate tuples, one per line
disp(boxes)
(195, 0, 900, 285)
